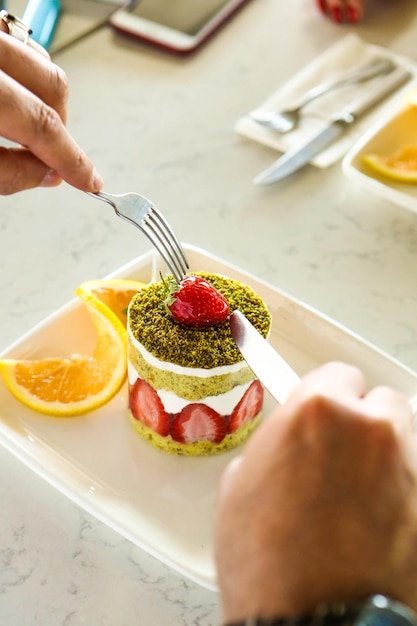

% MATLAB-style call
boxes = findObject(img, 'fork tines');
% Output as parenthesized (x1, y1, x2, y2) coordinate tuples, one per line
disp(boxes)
(143, 206, 189, 283)
(86, 190, 189, 284)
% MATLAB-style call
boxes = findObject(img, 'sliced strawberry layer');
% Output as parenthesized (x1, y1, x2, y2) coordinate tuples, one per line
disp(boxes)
(129, 378, 170, 436)
(228, 380, 263, 433)
(129, 376, 264, 444)
(171, 403, 227, 444)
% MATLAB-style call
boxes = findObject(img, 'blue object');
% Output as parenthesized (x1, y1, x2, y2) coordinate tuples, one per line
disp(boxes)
(22, 0, 60, 49)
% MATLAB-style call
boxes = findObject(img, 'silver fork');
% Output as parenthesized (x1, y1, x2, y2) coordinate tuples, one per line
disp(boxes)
(250, 57, 396, 134)
(87, 191, 189, 283)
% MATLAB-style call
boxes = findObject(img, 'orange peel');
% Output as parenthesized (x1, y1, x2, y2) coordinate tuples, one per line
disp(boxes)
(0, 279, 145, 417)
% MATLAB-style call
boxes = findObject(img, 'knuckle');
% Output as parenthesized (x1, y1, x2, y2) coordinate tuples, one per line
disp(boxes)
(36, 101, 62, 138)
(295, 393, 334, 426)
(297, 392, 399, 455)
(73, 146, 89, 174)
(284, 393, 337, 442)
(47, 63, 69, 111)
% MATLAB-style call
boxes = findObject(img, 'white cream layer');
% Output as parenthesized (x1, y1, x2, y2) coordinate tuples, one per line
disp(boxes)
(128, 360, 252, 414)
(128, 327, 247, 378)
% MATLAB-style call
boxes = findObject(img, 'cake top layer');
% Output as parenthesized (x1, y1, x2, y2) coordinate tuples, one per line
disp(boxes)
(128, 272, 271, 369)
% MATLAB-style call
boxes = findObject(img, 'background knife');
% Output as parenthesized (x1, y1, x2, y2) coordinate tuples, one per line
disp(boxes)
(253, 65, 411, 186)
(230, 310, 300, 405)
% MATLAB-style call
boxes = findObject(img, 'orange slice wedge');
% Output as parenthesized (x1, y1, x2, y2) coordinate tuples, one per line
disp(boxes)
(77, 278, 146, 326)
(0, 279, 145, 417)
(362, 145, 417, 183)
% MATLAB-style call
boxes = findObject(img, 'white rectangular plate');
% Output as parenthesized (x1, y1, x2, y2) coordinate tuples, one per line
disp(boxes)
(1, 245, 416, 590)
(343, 91, 417, 213)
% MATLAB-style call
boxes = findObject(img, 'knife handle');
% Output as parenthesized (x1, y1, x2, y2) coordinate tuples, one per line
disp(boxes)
(336, 65, 411, 123)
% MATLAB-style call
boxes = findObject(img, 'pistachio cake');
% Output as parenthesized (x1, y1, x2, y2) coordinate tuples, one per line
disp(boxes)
(127, 272, 271, 456)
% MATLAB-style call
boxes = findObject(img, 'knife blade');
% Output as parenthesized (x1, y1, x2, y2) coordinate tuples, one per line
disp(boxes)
(253, 65, 411, 186)
(230, 310, 300, 405)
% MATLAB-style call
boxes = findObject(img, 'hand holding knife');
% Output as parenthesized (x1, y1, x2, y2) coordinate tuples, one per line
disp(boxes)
(253, 65, 411, 186)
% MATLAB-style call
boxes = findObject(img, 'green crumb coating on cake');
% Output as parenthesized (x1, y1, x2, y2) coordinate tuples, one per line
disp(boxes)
(128, 410, 263, 456)
(128, 336, 255, 400)
(128, 272, 271, 369)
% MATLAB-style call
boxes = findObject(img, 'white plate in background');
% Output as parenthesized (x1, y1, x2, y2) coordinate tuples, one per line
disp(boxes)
(1, 244, 416, 590)
(343, 95, 417, 213)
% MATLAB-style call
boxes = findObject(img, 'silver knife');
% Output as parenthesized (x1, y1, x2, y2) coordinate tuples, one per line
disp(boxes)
(253, 65, 411, 186)
(230, 310, 301, 405)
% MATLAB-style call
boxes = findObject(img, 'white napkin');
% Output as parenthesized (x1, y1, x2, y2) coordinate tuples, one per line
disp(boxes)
(236, 34, 417, 168)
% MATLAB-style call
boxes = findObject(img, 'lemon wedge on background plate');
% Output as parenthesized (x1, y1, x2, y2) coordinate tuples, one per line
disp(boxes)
(0, 279, 145, 417)
(362, 145, 417, 184)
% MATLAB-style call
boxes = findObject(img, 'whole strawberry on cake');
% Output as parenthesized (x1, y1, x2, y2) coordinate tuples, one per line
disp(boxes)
(127, 272, 271, 456)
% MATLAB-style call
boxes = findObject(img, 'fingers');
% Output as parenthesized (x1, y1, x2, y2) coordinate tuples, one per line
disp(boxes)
(0, 32, 68, 122)
(0, 147, 62, 194)
(0, 16, 103, 193)
(0, 31, 103, 193)
(0, 71, 102, 193)
(285, 361, 413, 435)
(363, 385, 414, 435)
(293, 361, 367, 404)
(317, 0, 364, 23)
(0, 11, 50, 51)
(0, 13, 50, 58)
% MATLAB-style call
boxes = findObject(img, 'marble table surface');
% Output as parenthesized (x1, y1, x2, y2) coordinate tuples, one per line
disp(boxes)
(2, 0, 417, 623)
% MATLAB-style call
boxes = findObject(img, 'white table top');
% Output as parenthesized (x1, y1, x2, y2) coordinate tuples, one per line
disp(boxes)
(2, 0, 417, 623)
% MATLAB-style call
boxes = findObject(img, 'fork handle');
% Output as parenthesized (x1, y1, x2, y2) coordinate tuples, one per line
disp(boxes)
(86, 191, 116, 207)
(295, 57, 395, 110)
